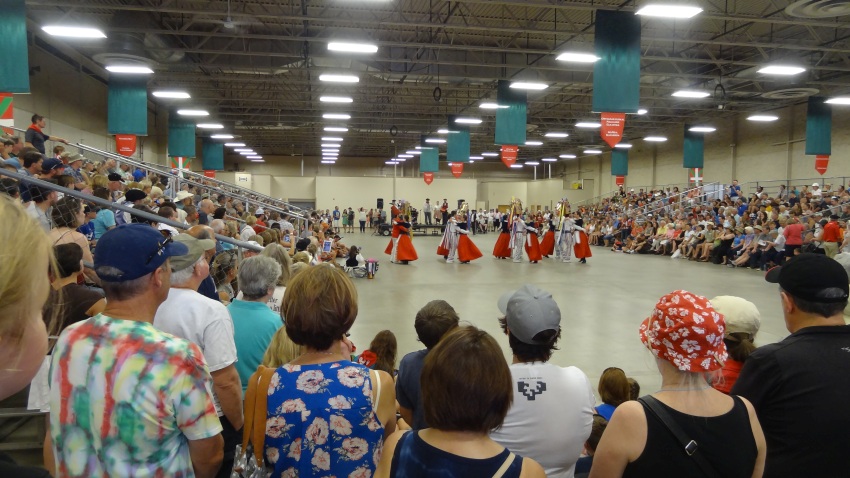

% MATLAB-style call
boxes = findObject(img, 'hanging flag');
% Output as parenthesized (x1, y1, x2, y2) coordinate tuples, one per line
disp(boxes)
(495, 80, 527, 145)
(501, 145, 519, 167)
(615, 175, 625, 187)
(806, 97, 831, 156)
(170, 156, 193, 170)
(423, 172, 434, 185)
(815, 155, 829, 175)
(115, 134, 137, 156)
(688, 168, 704, 186)
(201, 138, 224, 170)
(108, 77, 148, 135)
(168, 111, 196, 158)
(683, 125, 705, 168)
(0, 1, 30, 93)
(0, 93, 13, 135)
(600, 112, 626, 148)
(592, 10, 641, 113)
(451, 163, 464, 178)
(204, 170, 217, 179)
(611, 149, 628, 176)
(447, 115, 471, 163)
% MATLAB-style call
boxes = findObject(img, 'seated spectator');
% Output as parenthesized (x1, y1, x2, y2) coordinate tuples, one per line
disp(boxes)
(49, 196, 99, 283)
(397, 300, 460, 430)
(266, 264, 396, 476)
(26, 182, 58, 231)
(240, 215, 258, 241)
(45, 224, 224, 477)
(574, 415, 609, 478)
(227, 255, 282, 392)
(211, 250, 238, 303)
(627, 378, 640, 401)
(595, 367, 630, 421)
(156, 205, 181, 236)
(709, 296, 761, 394)
(262, 327, 302, 368)
(45, 243, 105, 335)
(490, 284, 595, 478)
(377, 326, 546, 478)
(346, 245, 366, 268)
(357, 329, 398, 377)
(589, 290, 766, 477)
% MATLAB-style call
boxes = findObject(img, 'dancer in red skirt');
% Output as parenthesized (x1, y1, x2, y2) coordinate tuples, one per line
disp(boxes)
(493, 213, 511, 259)
(385, 214, 418, 264)
(539, 218, 556, 258)
(573, 216, 592, 264)
(524, 217, 543, 263)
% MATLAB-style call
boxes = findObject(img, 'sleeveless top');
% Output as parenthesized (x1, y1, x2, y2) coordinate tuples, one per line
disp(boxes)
(390, 430, 524, 478)
(623, 395, 757, 478)
(265, 362, 385, 477)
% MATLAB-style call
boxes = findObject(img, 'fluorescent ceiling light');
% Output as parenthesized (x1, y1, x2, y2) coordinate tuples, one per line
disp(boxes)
(482, 152, 500, 157)
(525, 161, 540, 166)
(395, 158, 407, 162)
(210, 134, 234, 139)
(747, 114, 779, 122)
(510, 82, 548, 90)
(525, 141, 543, 146)
(177, 109, 209, 116)
(196, 123, 224, 129)
(250, 160, 265, 163)
(510, 164, 524, 168)
(614, 143, 633, 149)
(406, 150, 421, 155)
(385, 161, 399, 165)
(556, 52, 599, 63)
(454, 117, 482, 124)
(322, 137, 343, 142)
(322, 149, 340, 153)
(319, 74, 359, 83)
(479, 102, 508, 109)
(247, 155, 263, 159)
(225, 143, 246, 147)
(584, 149, 602, 154)
(672, 90, 711, 98)
(323, 113, 351, 120)
(233, 148, 253, 152)
(689, 126, 716, 133)
(324, 127, 348, 132)
(328, 42, 378, 53)
(635, 5, 703, 18)
(42, 25, 106, 38)
(544, 132, 569, 138)
(321, 143, 341, 148)
(560, 154, 577, 159)
(644, 136, 668, 142)
(398, 154, 414, 158)
(320, 96, 354, 103)
(437, 129, 450, 134)
(321, 160, 336, 164)
(758, 65, 806, 76)
(240, 151, 257, 156)
(576, 122, 601, 128)
(637, 108, 648, 115)
(470, 156, 484, 160)
(825, 97, 850, 105)
(106, 65, 154, 74)
(425, 138, 446, 144)
(542, 157, 557, 162)
(152, 90, 191, 99)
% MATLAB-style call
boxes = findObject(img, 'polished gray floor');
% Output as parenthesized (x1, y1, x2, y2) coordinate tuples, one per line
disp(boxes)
(345, 229, 787, 398)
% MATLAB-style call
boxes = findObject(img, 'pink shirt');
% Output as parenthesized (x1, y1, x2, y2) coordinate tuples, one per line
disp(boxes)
(783, 223, 805, 246)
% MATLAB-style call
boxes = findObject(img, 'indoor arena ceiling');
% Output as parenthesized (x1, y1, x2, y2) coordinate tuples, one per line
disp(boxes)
(23, 0, 850, 161)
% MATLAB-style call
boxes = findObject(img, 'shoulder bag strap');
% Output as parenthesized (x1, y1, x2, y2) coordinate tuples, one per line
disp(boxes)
(251, 367, 276, 465)
(637, 396, 723, 478)
(491, 452, 516, 478)
(241, 369, 261, 454)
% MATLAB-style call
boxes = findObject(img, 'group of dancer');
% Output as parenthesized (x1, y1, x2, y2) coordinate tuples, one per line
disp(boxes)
(384, 198, 590, 265)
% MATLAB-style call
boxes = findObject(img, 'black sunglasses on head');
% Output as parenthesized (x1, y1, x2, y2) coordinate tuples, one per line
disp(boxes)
(145, 235, 173, 265)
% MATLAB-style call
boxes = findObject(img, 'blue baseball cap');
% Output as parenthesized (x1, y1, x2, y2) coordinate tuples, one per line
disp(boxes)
(41, 157, 63, 172)
(94, 224, 188, 282)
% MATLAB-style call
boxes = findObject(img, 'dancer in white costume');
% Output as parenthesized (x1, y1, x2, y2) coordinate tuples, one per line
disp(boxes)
(557, 213, 576, 263)
(508, 199, 528, 263)
(439, 213, 462, 263)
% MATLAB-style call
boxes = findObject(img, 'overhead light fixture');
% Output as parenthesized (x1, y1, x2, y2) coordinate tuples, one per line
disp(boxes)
(398, 154, 414, 158)
(233, 148, 253, 152)
(406, 150, 422, 155)
(510, 164, 524, 168)
(319, 74, 360, 83)
(672, 90, 711, 98)
(320, 96, 354, 103)
(177, 109, 209, 116)
(437, 129, 450, 134)
(542, 157, 557, 162)
(635, 5, 703, 18)
(323, 113, 351, 120)
(556, 52, 599, 63)
(510, 82, 549, 90)
(637, 108, 648, 115)
(644, 136, 668, 142)
(225, 142, 246, 147)
(747, 114, 779, 122)
(322, 149, 340, 153)
(470, 156, 484, 160)
(106, 65, 154, 74)
(210, 134, 234, 139)
(758, 65, 806, 76)
(246, 155, 263, 159)
(385, 161, 399, 165)
(321, 143, 341, 148)
(689, 126, 717, 133)
(250, 159, 265, 163)
(584, 149, 602, 154)
(614, 143, 633, 149)
(525, 141, 543, 146)
(576, 122, 601, 128)
(240, 151, 257, 156)
(425, 138, 446, 144)
(395, 157, 407, 162)
(454, 117, 482, 124)
(152, 90, 191, 99)
(525, 161, 540, 166)
(322, 137, 343, 142)
(328, 42, 378, 53)
(544, 132, 569, 138)
(321, 160, 336, 164)
(196, 123, 224, 129)
(479, 102, 508, 109)
(560, 154, 577, 159)
(324, 127, 348, 132)
(482, 152, 500, 157)
(825, 97, 850, 105)
(42, 25, 107, 38)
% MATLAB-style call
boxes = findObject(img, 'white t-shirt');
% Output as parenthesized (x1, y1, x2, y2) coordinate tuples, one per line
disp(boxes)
(236, 286, 286, 315)
(153, 287, 238, 416)
(240, 225, 257, 241)
(490, 362, 596, 478)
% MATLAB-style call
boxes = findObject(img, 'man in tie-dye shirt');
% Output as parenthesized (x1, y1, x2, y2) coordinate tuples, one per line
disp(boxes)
(46, 224, 224, 477)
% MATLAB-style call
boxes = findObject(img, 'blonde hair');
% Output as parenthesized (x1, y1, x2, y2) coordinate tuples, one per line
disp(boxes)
(261, 244, 293, 287)
(91, 174, 108, 189)
(262, 327, 303, 368)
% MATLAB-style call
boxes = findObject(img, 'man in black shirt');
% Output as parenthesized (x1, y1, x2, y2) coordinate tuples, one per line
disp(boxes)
(732, 254, 850, 477)
(24, 114, 68, 154)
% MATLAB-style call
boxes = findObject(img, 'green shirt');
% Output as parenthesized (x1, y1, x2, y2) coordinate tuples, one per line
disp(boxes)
(227, 299, 282, 392)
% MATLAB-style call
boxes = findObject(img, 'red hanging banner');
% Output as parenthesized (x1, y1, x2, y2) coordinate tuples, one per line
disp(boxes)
(815, 155, 829, 175)
(451, 163, 464, 178)
(600, 112, 626, 148)
(688, 168, 704, 186)
(615, 175, 625, 187)
(0, 93, 13, 135)
(203, 170, 217, 179)
(115, 134, 138, 157)
(423, 172, 434, 185)
(501, 145, 519, 167)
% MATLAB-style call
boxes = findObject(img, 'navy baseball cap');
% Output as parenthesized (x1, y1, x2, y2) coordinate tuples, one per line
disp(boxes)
(94, 224, 188, 282)
(41, 157, 63, 172)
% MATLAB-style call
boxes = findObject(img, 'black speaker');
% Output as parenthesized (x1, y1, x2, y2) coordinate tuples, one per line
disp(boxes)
(377, 198, 384, 209)
(457, 199, 464, 209)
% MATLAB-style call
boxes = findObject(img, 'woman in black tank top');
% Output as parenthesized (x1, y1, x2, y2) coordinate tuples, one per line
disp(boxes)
(589, 290, 766, 478)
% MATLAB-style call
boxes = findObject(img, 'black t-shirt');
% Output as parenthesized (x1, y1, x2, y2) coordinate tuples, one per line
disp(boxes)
(44, 283, 103, 336)
(25, 127, 49, 154)
(731, 325, 850, 477)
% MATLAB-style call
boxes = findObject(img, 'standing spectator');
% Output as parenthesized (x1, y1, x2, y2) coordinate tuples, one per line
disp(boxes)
(211, 250, 238, 303)
(153, 234, 244, 477)
(594, 367, 630, 421)
(49, 196, 99, 283)
(728, 179, 741, 199)
(25, 114, 68, 155)
(397, 300, 460, 430)
(348, 207, 355, 233)
(359, 207, 367, 233)
(821, 214, 842, 258)
(440, 198, 449, 224)
(422, 198, 433, 225)
(733, 254, 850, 477)
(45, 243, 106, 332)
(491, 284, 596, 478)
(235, 243, 291, 313)
(333, 205, 341, 229)
(782, 215, 805, 259)
(709, 296, 761, 394)
(46, 224, 224, 477)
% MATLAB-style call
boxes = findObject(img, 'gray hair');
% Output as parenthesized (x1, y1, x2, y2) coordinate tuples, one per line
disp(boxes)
(261, 243, 293, 287)
(210, 218, 226, 233)
(238, 255, 281, 300)
(171, 255, 206, 286)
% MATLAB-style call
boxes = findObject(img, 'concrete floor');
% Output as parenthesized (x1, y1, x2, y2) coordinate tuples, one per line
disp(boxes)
(344, 229, 788, 398)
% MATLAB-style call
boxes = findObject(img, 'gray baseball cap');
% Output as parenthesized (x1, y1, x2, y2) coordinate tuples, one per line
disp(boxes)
(497, 284, 561, 344)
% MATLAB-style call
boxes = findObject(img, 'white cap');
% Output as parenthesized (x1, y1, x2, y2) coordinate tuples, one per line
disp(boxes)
(710, 296, 761, 337)
(175, 191, 194, 201)
(813, 182, 820, 187)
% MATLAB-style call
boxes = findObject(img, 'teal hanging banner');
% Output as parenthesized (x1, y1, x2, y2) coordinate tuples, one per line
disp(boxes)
(611, 149, 629, 176)
(201, 139, 224, 171)
(805, 97, 831, 156)
(683, 125, 705, 168)
(592, 10, 640, 113)
(420, 148, 439, 173)
(495, 80, 527, 145)
(108, 77, 148, 135)
(447, 115, 471, 163)
(168, 112, 196, 158)
(0, 0, 29, 93)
